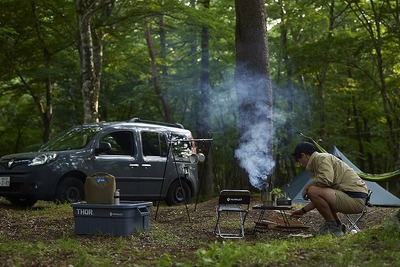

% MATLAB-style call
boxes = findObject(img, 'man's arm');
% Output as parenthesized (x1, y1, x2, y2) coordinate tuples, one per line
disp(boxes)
(290, 202, 315, 218)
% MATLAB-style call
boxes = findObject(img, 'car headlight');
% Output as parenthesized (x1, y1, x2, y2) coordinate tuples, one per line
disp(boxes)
(28, 153, 57, 166)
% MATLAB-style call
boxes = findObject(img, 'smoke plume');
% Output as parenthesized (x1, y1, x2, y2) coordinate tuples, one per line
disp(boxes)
(234, 72, 275, 189)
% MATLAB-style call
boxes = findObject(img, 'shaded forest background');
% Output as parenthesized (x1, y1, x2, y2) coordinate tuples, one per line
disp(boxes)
(0, 0, 399, 197)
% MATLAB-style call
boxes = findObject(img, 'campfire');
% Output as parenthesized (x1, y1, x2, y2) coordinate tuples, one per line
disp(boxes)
(259, 174, 292, 207)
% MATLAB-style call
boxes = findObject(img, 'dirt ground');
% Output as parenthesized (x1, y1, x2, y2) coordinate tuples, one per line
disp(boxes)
(122, 196, 398, 249)
(0, 196, 399, 265)
(182, 197, 399, 239)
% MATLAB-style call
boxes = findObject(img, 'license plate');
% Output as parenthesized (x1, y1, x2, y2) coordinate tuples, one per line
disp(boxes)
(0, 177, 10, 187)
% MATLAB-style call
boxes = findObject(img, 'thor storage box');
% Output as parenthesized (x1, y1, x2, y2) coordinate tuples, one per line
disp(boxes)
(72, 201, 152, 236)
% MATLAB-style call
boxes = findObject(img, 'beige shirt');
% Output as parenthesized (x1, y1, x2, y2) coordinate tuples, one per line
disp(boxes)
(306, 152, 368, 194)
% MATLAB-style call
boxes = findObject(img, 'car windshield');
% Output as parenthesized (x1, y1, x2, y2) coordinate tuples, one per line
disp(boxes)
(40, 126, 101, 151)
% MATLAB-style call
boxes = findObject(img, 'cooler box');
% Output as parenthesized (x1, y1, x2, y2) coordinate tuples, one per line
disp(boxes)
(72, 201, 152, 236)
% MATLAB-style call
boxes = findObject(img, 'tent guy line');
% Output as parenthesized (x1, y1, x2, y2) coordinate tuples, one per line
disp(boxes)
(298, 133, 400, 182)
(281, 145, 400, 207)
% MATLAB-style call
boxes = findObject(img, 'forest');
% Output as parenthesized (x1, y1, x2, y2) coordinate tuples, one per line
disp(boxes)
(0, 0, 399, 197)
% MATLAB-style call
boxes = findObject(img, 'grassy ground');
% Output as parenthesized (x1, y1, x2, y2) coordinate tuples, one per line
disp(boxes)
(0, 197, 399, 266)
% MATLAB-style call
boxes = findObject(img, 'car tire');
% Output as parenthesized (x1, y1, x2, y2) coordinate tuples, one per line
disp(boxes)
(7, 197, 37, 208)
(55, 177, 84, 203)
(165, 179, 191, 206)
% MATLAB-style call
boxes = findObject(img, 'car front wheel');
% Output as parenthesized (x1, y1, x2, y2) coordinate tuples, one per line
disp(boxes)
(7, 197, 37, 208)
(165, 180, 191, 206)
(55, 177, 84, 203)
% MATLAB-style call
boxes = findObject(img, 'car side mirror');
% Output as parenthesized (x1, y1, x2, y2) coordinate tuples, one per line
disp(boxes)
(96, 141, 112, 154)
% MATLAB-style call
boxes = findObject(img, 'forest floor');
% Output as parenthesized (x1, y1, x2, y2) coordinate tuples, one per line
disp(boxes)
(0, 196, 399, 266)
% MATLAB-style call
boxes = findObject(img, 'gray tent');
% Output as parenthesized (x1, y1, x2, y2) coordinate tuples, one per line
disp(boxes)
(281, 146, 400, 207)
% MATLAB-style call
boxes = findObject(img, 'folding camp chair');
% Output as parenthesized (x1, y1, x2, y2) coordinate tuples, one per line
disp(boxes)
(342, 190, 372, 233)
(214, 189, 251, 238)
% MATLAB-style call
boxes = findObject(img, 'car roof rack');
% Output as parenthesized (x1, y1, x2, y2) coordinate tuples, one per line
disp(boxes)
(128, 117, 184, 129)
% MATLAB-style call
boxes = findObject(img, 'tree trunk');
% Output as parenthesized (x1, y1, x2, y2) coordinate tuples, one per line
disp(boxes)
(277, 0, 295, 184)
(31, 1, 53, 142)
(350, 0, 400, 166)
(144, 21, 174, 123)
(234, 0, 274, 190)
(370, 0, 399, 165)
(74, 0, 112, 123)
(158, 14, 168, 77)
(196, 0, 214, 198)
(316, 0, 340, 138)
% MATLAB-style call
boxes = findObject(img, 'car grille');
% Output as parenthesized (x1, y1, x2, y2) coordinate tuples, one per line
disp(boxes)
(0, 159, 30, 169)
(0, 182, 22, 193)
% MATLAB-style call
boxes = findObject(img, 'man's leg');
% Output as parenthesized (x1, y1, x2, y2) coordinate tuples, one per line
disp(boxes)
(307, 185, 337, 222)
(307, 185, 344, 236)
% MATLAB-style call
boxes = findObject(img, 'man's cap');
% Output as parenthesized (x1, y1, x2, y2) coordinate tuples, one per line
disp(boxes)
(292, 142, 317, 159)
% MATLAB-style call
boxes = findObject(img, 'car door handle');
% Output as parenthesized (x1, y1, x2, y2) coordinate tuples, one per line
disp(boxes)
(129, 163, 139, 168)
(142, 164, 151, 168)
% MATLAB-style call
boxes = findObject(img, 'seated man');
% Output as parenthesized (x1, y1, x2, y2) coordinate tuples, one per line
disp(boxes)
(290, 142, 369, 237)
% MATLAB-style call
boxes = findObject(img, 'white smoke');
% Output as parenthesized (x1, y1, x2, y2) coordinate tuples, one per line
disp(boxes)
(207, 71, 289, 190)
(234, 111, 275, 189)
(233, 72, 277, 190)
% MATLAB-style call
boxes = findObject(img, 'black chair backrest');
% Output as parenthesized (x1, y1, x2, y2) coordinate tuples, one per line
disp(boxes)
(366, 190, 373, 207)
(218, 190, 251, 205)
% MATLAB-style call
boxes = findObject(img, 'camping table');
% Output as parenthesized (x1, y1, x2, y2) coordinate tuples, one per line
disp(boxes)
(252, 205, 293, 233)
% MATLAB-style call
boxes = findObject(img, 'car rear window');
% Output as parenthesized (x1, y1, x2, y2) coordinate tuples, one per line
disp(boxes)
(141, 131, 194, 162)
(170, 133, 195, 162)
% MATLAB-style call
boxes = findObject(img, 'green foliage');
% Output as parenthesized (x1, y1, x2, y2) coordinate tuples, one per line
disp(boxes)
(190, 219, 400, 266)
(0, 94, 43, 154)
(195, 240, 289, 266)
(0, 0, 399, 193)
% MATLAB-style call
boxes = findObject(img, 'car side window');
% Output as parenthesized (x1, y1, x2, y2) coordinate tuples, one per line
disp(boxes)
(99, 131, 134, 156)
(141, 131, 167, 157)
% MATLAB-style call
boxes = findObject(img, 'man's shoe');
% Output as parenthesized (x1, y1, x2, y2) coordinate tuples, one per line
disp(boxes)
(312, 222, 344, 237)
(341, 223, 347, 234)
(330, 224, 344, 237)
(312, 222, 331, 236)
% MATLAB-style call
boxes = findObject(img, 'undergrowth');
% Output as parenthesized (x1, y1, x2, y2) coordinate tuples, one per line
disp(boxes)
(0, 200, 398, 267)
(186, 217, 400, 267)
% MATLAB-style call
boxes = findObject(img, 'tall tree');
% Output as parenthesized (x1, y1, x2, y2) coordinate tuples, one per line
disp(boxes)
(314, 0, 348, 137)
(348, 0, 400, 165)
(0, 0, 76, 145)
(144, 19, 174, 122)
(74, 0, 115, 123)
(234, 0, 274, 190)
(269, 0, 298, 183)
(30, 1, 53, 142)
(196, 0, 214, 197)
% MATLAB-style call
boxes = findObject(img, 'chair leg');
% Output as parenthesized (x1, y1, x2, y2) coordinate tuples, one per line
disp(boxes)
(343, 210, 367, 233)
(239, 212, 248, 237)
(215, 211, 248, 238)
(214, 209, 222, 236)
(344, 214, 361, 232)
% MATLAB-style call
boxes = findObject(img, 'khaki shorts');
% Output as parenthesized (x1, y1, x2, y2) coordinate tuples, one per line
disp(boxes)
(335, 190, 366, 214)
